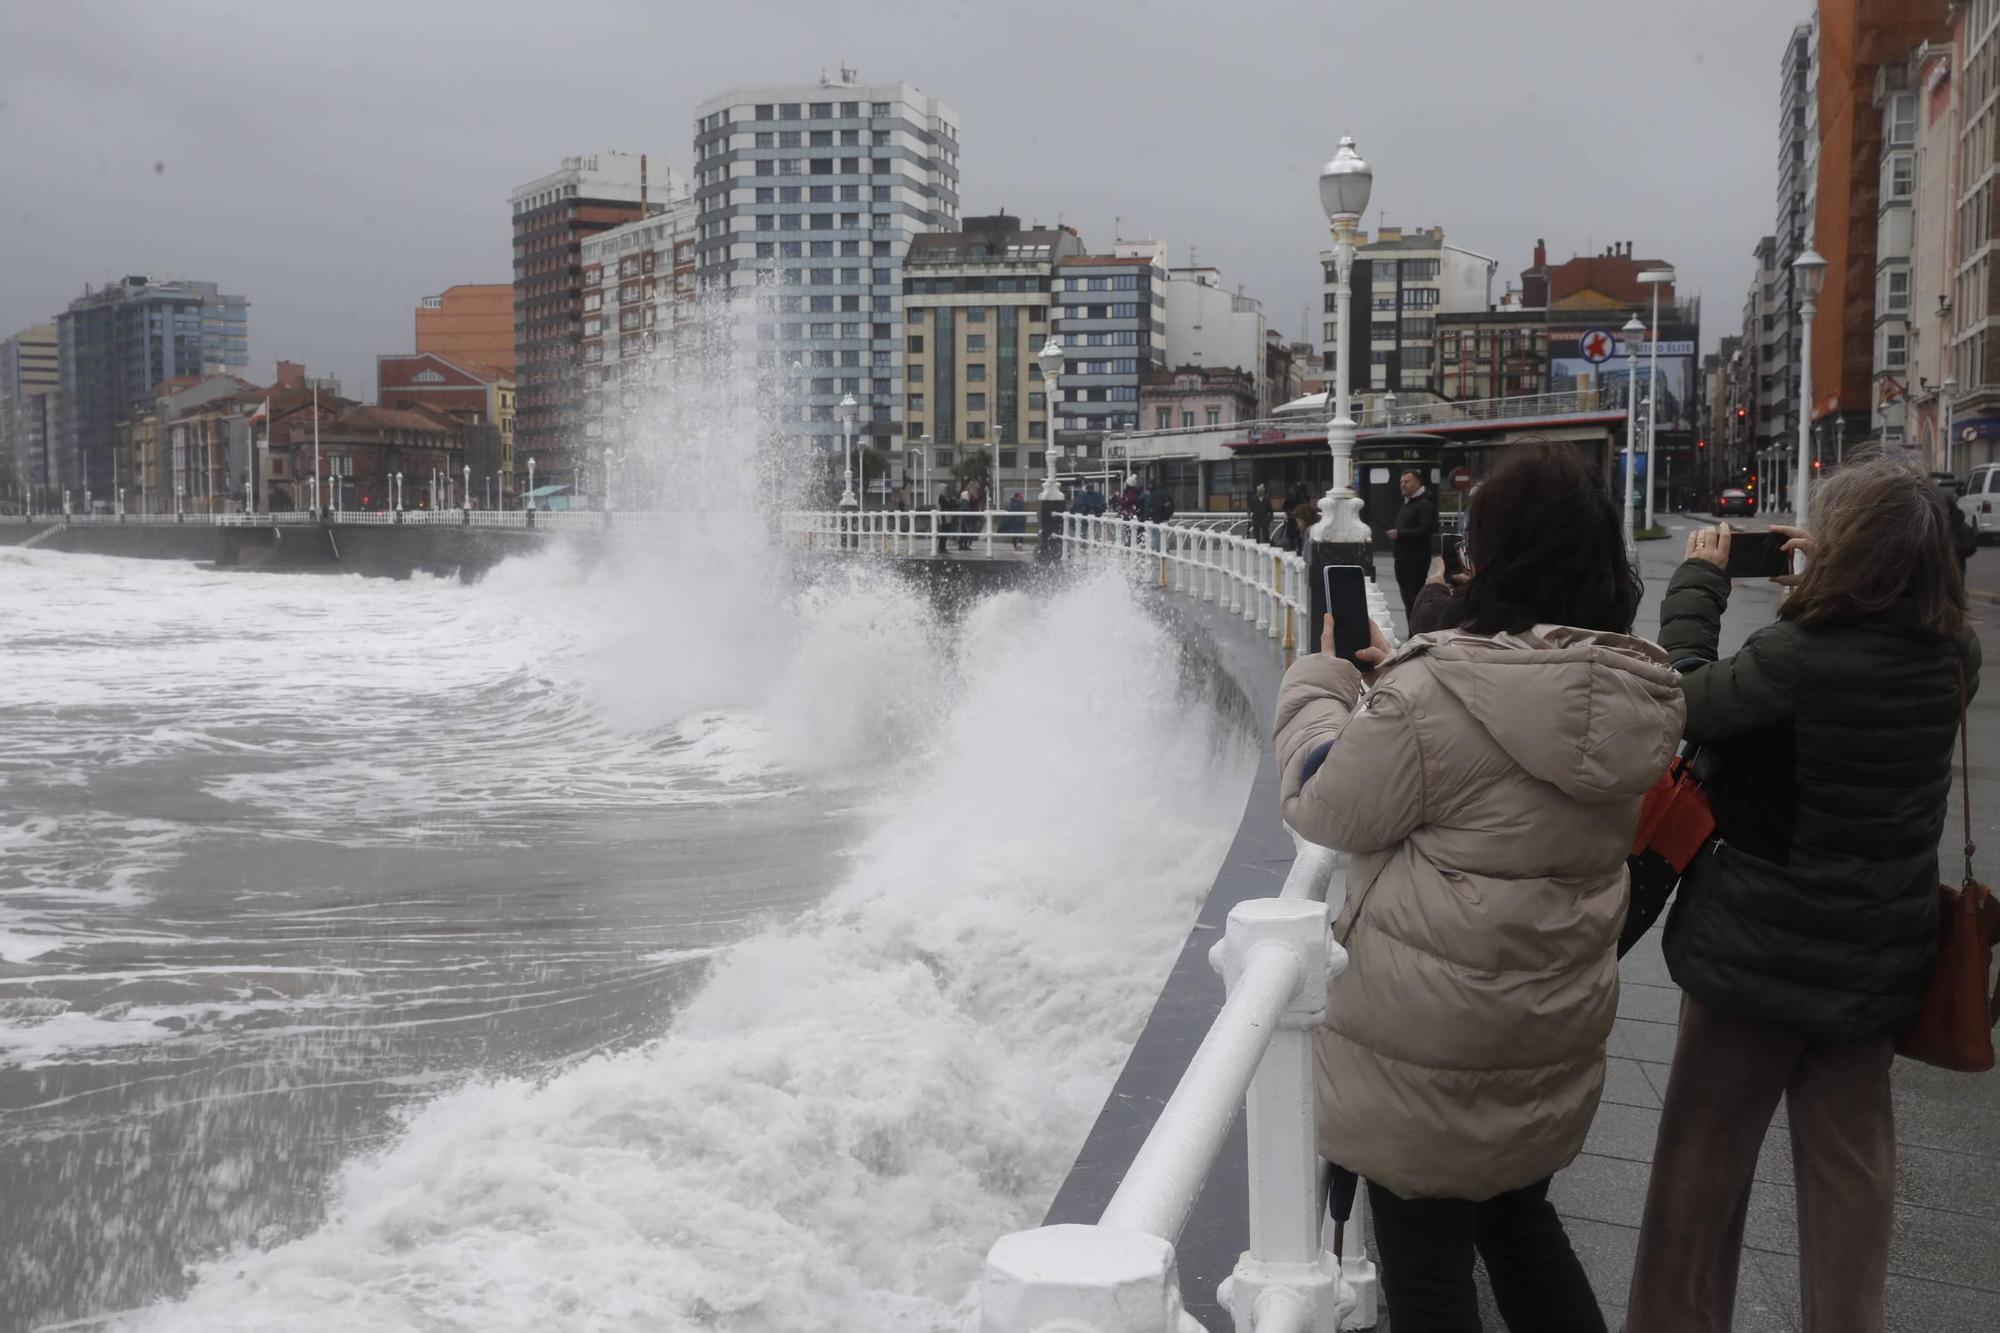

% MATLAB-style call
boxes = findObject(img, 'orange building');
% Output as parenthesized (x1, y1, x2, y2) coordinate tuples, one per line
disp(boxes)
(414, 284, 514, 375)
(1810, 0, 1950, 436)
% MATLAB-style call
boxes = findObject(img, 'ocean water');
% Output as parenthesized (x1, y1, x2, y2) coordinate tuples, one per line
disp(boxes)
(0, 541, 1255, 1331)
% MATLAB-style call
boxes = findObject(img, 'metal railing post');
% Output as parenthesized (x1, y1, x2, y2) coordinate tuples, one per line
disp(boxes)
(981, 1226, 1202, 1333)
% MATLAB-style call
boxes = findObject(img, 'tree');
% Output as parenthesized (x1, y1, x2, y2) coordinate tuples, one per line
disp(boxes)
(860, 445, 891, 501)
(954, 447, 993, 501)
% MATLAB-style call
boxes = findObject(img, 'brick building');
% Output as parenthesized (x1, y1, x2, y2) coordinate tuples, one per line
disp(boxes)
(416, 285, 515, 375)
(377, 352, 515, 500)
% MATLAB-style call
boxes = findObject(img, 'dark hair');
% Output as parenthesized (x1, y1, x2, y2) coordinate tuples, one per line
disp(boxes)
(1401, 469, 1420, 483)
(1782, 452, 1965, 638)
(1456, 441, 1642, 636)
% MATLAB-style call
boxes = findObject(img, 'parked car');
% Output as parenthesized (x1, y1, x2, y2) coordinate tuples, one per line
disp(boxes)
(1961, 464, 2000, 544)
(1713, 487, 1755, 517)
(1929, 471, 1966, 498)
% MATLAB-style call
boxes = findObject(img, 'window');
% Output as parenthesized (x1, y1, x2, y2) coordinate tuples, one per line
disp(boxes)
(1179, 410, 1194, 428)
(780, 241, 802, 257)
(1890, 154, 1914, 200)
(967, 393, 987, 410)
(755, 104, 773, 119)
(966, 334, 987, 351)
(966, 363, 987, 381)
(1205, 407, 1221, 426)
(810, 322, 834, 337)
(779, 186, 801, 203)
(810, 102, 831, 119)
(755, 132, 773, 148)
(967, 421, 987, 439)
(1885, 331, 1908, 370)
(778, 131, 800, 147)
(1155, 407, 1173, 430)
(810, 130, 832, 146)
(1887, 269, 1911, 312)
(908, 363, 924, 382)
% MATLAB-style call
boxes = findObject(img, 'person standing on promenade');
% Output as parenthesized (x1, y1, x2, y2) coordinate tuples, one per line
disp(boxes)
(1387, 469, 1437, 619)
(1249, 484, 1275, 544)
(1275, 443, 1683, 1331)
(1627, 455, 1980, 1333)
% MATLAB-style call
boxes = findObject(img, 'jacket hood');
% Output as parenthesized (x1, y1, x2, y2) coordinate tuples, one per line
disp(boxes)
(1402, 626, 1684, 803)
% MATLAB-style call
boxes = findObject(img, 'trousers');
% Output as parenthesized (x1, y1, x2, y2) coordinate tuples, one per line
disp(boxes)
(1367, 1175, 1607, 1333)
(1394, 554, 1428, 619)
(1626, 996, 1896, 1333)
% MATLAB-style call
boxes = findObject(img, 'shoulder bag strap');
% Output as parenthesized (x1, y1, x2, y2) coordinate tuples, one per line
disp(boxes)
(1959, 658, 1975, 892)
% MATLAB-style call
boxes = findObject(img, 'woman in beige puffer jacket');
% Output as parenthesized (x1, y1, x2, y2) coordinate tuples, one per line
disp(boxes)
(1275, 443, 1683, 1332)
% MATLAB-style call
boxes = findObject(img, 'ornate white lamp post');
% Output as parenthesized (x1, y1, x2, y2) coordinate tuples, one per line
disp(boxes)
(838, 393, 859, 510)
(1793, 247, 1828, 529)
(602, 449, 616, 512)
(1637, 267, 1675, 531)
(463, 463, 471, 513)
(526, 456, 537, 511)
(1621, 314, 1645, 544)
(1313, 136, 1372, 546)
(1039, 337, 1065, 502)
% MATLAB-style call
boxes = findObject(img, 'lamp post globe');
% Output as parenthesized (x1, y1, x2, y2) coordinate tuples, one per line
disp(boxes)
(1792, 247, 1828, 529)
(837, 393, 859, 510)
(1038, 336, 1065, 502)
(1621, 314, 1646, 546)
(1314, 135, 1373, 547)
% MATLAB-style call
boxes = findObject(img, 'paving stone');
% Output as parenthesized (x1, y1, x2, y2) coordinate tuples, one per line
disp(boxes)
(1582, 1098, 1662, 1165)
(1602, 1056, 1662, 1109)
(1616, 980, 1684, 1025)
(1609, 1015, 1681, 1064)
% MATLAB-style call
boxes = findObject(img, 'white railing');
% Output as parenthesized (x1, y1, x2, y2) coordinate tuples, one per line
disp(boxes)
(782, 508, 1044, 561)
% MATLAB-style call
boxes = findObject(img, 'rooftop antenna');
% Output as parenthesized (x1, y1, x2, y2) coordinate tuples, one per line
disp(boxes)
(1114, 215, 1122, 243)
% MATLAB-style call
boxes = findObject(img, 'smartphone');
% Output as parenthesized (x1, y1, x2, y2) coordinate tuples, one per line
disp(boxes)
(1723, 530, 1789, 579)
(1441, 535, 1464, 581)
(1322, 565, 1372, 662)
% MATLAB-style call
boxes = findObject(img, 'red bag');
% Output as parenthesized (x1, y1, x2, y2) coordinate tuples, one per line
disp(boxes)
(1630, 751, 1715, 872)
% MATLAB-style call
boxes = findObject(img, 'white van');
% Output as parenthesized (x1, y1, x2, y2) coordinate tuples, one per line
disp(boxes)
(1962, 464, 2000, 542)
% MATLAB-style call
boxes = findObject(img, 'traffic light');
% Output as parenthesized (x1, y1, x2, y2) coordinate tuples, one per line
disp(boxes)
(1697, 438, 1708, 451)
(1736, 407, 1748, 421)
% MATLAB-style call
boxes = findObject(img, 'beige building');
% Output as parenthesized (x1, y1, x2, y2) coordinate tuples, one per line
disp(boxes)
(1, 323, 58, 505)
(1321, 225, 1497, 392)
(901, 214, 1085, 502)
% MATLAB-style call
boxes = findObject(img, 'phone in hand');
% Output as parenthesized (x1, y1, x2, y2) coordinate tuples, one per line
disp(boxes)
(1441, 535, 1464, 581)
(1322, 565, 1372, 662)
(1723, 529, 1789, 579)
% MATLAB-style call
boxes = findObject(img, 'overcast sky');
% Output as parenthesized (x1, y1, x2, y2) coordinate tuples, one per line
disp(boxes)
(0, 0, 1808, 399)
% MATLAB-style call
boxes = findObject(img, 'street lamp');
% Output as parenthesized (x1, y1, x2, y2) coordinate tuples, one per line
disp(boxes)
(1038, 337, 1065, 502)
(602, 449, 616, 512)
(527, 456, 537, 511)
(1314, 134, 1373, 547)
(1637, 267, 1675, 532)
(838, 393, 859, 510)
(1621, 314, 1645, 544)
(1944, 376, 1960, 477)
(1793, 247, 1828, 529)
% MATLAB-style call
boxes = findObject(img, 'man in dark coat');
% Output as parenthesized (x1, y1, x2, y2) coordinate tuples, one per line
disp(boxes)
(1386, 470, 1437, 618)
(1949, 497, 1979, 572)
(1248, 485, 1274, 544)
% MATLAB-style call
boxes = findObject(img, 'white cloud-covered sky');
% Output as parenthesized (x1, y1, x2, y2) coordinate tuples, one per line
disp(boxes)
(0, 0, 1808, 397)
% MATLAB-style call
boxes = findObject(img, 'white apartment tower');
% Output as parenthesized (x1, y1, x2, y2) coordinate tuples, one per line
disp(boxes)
(691, 73, 962, 456)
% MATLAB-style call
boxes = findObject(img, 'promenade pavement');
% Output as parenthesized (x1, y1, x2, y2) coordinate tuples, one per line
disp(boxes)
(1409, 513, 2000, 1332)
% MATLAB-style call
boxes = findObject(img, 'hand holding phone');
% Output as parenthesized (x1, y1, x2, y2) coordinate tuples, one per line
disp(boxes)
(1441, 536, 1464, 581)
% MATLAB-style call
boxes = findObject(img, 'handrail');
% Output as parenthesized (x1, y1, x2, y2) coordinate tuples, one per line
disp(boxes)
(1102, 390, 1609, 450)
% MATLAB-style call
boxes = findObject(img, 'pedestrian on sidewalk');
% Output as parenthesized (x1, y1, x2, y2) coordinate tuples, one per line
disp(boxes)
(1387, 469, 1437, 619)
(1274, 442, 1682, 1333)
(1249, 484, 1274, 544)
(1627, 455, 1981, 1333)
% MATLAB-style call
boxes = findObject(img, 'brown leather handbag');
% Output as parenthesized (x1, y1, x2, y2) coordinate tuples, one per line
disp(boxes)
(1897, 663, 2000, 1072)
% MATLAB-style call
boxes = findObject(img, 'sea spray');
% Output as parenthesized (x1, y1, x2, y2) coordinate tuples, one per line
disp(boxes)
(118, 567, 1256, 1332)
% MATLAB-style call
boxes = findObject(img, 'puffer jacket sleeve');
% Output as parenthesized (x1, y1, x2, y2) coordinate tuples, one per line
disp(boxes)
(1274, 655, 1425, 854)
(1658, 558, 1729, 666)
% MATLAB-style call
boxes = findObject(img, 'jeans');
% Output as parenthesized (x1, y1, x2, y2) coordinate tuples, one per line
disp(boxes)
(1367, 1175, 1607, 1333)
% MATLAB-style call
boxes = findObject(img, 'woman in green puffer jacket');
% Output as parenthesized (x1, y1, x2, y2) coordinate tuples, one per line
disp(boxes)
(1627, 454, 1981, 1333)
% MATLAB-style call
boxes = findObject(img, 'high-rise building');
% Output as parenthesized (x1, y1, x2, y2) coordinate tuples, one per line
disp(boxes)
(1747, 234, 1787, 465)
(416, 284, 516, 375)
(1770, 20, 1818, 456)
(1906, 34, 1958, 466)
(510, 152, 679, 489)
(690, 75, 962, 459)
(54, 276, 248, 499)
(901, 213, 1084, 499)
(578, 197, 699, 453)
(1054, 241, 1168, 447)
(1324, 226, 1496, 392)
(1872, 63, 1921, 444)
(1163, 268, 1271, 413)
(0, 324, 58, 508)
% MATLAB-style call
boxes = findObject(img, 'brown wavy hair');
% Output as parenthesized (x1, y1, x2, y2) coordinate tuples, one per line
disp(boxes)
(1781, 452, 1965, 638)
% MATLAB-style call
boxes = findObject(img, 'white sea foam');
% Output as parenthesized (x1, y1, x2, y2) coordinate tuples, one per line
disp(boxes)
(116, 568, 1254, 1332)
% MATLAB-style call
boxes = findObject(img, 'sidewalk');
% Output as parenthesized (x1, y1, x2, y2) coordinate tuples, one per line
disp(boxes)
(1503, 513, 2000, 1332)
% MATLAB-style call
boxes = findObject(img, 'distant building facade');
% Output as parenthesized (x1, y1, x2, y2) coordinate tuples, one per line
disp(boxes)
(0, 324, 58, 507)
(901, 215, 1082, 499)
(1053, 241, 1169, 448)
(691, 75, 962, 459)
(54, 276, 248, 500)
(578, 200, 699, 455)
(1139, 365, 1258, 433)
(510, 152, 678, 488)
(1324, 226, 1496, 393)
(416, 284, 516, 375)
(1435, 310, 1549, 400)
(378, 351, 516, 500)
(1163, 268, 1270, 412)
